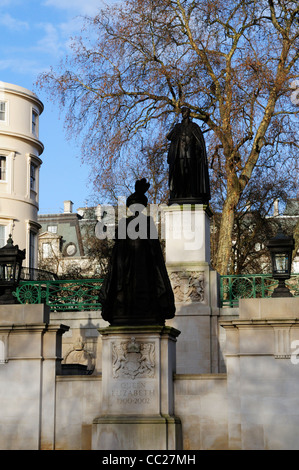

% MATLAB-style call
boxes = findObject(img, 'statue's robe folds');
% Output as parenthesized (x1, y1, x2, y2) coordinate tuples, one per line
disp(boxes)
(99, 215, 175, 326)
(167, 121, 211, 204)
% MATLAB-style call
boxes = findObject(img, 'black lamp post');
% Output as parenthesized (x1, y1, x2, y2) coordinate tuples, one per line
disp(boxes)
(266, 225, 295, 298)
(0, 235, 25, 304)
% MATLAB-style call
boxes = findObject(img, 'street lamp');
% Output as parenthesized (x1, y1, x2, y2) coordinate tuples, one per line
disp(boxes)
(266, 225, 295, 298)
(0, 235, 25, 304)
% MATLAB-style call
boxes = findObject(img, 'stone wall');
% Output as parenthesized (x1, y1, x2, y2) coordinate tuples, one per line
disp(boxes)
(46, 298, 299, 450)
(221, 298, 299, 450)
(55, 376, 102, 450)
(174, 374, 228, 450)
(0, 304, 68, 450)
(2, 299, 299, 450)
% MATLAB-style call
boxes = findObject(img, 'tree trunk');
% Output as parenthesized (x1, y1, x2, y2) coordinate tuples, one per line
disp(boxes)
(215, 188, 240, 275)
(293, 219, 299, 262)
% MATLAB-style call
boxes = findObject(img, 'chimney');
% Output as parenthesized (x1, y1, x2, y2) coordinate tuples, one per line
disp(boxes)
(64, 200, 73, 214)
(274, 199, 279, 216)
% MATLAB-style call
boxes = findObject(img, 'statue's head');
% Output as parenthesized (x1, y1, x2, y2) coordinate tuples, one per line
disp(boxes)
(126, 178, 150, 207)
(181, 107, 191, 119)
(135, 178, 150, 195)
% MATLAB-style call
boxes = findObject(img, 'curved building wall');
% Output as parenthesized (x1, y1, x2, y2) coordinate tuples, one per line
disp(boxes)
(0, 82, 44, 268)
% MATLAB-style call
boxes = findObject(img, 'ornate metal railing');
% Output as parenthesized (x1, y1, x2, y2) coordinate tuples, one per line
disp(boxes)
(13, 274, 299, 311)
(13, 279, 103, 311)
(220, 274, 299, 308)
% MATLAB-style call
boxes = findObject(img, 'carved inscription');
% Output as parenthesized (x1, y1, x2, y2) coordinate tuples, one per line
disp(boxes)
(110, 338, 156, 410)
(111, 381, 156, 406)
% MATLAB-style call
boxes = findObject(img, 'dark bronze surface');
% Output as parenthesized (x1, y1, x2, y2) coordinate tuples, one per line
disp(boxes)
(167, 107, 211, 205)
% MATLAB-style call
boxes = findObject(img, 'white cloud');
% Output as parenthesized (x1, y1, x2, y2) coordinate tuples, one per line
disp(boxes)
(43, 0, 105, 16)
(0, 58, 41, 75)
(0, 12, 29, 30)
(58, 16, 85, 38)
(36, 23, 63, 56)
(35, 19, 83, 57)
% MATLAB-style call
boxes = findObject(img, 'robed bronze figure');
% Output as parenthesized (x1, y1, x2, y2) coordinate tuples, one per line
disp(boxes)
(167, 107, 211, 205)
(99, 179, 175, 326)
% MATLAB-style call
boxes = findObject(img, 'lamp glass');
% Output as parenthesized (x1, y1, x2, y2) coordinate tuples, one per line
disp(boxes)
(0, 264, 14, 282)
(273, 253, 289, 275)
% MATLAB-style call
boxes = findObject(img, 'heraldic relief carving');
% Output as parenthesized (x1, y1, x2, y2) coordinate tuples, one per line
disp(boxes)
(169, 271, 204, 303)
(63, 337, 95, 373)
(112, 337, 155, 379)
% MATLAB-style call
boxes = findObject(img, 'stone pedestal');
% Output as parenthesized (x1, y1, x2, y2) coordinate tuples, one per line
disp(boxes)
(92, 325, 182, 450)
(163, 204, 220, 374)
(164, 204, 212, 265)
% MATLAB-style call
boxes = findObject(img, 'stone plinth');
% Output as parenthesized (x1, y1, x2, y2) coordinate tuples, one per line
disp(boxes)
(92, 325, 182, 450)
(164, 204, 212, 265)
(163, 204, 220, 374)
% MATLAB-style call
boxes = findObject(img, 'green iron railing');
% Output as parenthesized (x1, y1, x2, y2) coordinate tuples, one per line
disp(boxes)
(13, 278, 103, 311)
(220, 273, 299, 308)
(12, 273, 299, 311)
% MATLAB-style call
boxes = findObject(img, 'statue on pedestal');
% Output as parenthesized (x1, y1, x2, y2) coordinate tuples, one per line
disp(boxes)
(167, 107, 211, 205)
(99, 178, 175, 326)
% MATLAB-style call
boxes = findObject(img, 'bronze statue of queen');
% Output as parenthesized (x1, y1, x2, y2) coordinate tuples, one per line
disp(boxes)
(167, 107, 211, 205)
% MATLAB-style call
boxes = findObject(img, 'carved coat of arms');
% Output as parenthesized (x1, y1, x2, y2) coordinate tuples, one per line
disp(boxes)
(170, 271, 204, 303)
(112, 337, 155, 379)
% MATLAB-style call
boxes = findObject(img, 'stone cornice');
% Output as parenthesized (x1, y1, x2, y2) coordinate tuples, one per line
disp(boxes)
(220, 318, 299, 328)
(1, 83, 44, 114)
(0, 130, 44, 155)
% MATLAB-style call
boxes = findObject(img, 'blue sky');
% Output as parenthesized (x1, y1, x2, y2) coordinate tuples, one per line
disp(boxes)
(0, 0, 113, 213)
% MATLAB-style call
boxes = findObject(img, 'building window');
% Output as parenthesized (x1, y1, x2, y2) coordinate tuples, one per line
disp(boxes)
(30, 162, 37, 190)
(29, 231, 36, 269)
(65, 242, 77, 257)
(32, 109, 38, 135)
(0, 102, 6, 122)
(47, 225, 57, 234)
(0, 225, 6, 248)
(42, 242, 52, 259)
(0, 156, 6, 181)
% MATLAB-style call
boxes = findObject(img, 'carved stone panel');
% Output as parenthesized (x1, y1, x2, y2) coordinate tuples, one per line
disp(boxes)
(63, 337, 95, 373)
(274, 327, 291, 359)
(112, 337, 155, 379)
(169, 271, 204, 303)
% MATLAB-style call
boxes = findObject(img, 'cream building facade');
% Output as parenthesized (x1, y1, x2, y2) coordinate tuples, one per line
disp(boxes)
(0, 81, 44, 269)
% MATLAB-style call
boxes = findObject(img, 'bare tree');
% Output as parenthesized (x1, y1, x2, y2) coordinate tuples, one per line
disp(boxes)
(210, 171, 293, 274)
(37, 0, 299, 274)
